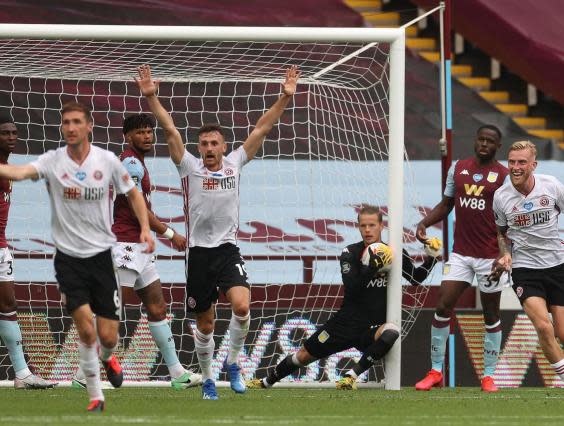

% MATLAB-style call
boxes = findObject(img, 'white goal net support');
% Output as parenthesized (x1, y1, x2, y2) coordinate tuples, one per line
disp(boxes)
(0, 25, 431, 390)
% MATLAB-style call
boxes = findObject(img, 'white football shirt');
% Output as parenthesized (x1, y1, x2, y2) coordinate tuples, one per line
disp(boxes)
(177, 146, 248, 248)
(493, 174, 564, 269)
(31, 145, 135, 258)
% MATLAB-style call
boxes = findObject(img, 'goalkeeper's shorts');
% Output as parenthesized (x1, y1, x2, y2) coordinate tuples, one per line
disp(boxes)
(443, 253, 510, 293)
(304, 317, 380, 360)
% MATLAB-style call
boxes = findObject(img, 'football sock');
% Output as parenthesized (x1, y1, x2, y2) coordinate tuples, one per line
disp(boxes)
(195, 328, 215, 382)
(483, 320, 502, 378)
(431, 313, 451, 372)
(551, 359, 564, 381)
(226, 312, 250, 365)
(148, 319, 184, 379)
(99, 341, 117, 362)
(79, 342, 104, 401)
(351, 328, 400, 377)
(266, 353, 304, 386)
(0, 314, 30, 377)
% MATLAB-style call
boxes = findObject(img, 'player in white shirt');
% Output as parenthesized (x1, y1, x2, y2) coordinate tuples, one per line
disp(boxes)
(0, 102, 155, 412)
(136, 64, 300, 400)
(492, 140, 564, 383)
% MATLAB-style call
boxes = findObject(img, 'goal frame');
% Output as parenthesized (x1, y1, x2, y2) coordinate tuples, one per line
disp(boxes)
(0, 24, 405, 390)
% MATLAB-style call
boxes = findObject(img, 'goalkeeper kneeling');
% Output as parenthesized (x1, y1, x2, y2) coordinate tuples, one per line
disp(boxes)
(247, 205, 439, 390)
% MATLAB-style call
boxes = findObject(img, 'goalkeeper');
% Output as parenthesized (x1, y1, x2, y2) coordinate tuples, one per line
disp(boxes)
(247, 205, 438, 390)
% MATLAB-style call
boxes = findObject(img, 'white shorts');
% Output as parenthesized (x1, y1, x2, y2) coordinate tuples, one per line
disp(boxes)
(0, 247, 14, 282)
(112, 242, 159, 291)
(442, 253, 510, 293)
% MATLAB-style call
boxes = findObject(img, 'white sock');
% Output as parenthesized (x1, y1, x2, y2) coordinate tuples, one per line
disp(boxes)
(99, 343, 116, 362)
(74, 364, 86, 382)
(345, 370, 358, 379)
(227, 313, 250, 365)
(15, 368, 32, 380)
(169, 362, 186, 379)
(194, 329, 215, 382)
(79, 342, 104, 402)
(551, 358, 564, 381)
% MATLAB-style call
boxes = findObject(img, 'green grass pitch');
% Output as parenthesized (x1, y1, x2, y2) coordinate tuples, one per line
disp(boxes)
(1, 387, 564, 425)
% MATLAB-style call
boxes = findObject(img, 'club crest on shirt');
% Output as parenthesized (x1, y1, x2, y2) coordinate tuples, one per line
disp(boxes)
(540, 196, 550, 207)
(487, 172, 498, 183)
(318, 330, 330, 343)
(93, 170, 103, 180)
(472, 173, 483, 182)
(341, 262, 351, 274)
(225, 168, 233, 176)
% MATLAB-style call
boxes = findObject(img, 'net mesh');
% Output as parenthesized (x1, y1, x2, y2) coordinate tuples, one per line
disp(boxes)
(0, 36, 435, 384)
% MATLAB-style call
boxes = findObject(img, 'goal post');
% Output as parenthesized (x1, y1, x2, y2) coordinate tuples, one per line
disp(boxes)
(0, 24, 414, 390)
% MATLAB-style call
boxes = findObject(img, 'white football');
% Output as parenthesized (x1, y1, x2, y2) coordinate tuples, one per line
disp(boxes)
(361, 242, 393, 272)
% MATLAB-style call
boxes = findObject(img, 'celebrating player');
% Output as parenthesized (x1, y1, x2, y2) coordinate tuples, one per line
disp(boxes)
(246, 205, 438, 390)
(0, 103, 155, 411)
(492, 140, 564, 382)
(0, 116, 56, 389)
(72, 114, 202, 390)
(136, 64, 300, 400)
(415, 125, 508, 392)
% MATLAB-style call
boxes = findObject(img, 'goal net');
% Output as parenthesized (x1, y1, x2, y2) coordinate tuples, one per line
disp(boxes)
(0, 25, 432, 389)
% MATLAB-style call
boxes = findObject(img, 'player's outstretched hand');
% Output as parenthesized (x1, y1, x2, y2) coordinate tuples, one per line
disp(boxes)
(489, 253, 511, 281)
(135, 64, 160, 97)
(423, 237, 442, 258)
(140, 230, 156, 253)
(282, 65, 300, 97)
(415, 222, 427, 244)
(171, 233, 187, 252)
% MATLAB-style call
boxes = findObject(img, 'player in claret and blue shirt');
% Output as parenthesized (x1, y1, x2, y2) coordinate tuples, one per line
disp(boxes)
(0, 115, 56, 390)
(415, 125, 508, 393)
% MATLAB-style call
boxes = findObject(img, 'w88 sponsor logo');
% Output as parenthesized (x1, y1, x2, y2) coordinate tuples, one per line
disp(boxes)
(459, 197, 486, 210)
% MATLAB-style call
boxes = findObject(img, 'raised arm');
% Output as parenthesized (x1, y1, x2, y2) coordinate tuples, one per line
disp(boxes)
(126, 187, 156, 253)
(0, 163, 39, 181)
(415, 196, 455, 243)
(401, 249, 438, 285)
(135, 65, 185, 165)
(242, 65, 300, 160)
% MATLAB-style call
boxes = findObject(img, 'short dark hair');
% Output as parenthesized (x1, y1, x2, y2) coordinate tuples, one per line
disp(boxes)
(122, 113, 155, 135)
(0, 114, 14, 126)
(357, 205, 383, 222)
(477, 124, 502, 141)
(198, 123, 225, 139)
(61, 102, 92, 122)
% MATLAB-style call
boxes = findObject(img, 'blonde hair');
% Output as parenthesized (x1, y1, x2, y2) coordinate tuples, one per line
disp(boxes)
(509, 140, 537, 158)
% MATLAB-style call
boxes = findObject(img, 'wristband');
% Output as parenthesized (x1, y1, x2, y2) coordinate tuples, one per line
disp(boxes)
(162, 227, 174, 240)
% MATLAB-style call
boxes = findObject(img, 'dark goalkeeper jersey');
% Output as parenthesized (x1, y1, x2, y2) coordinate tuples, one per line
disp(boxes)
(336, 240, 436, 327)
